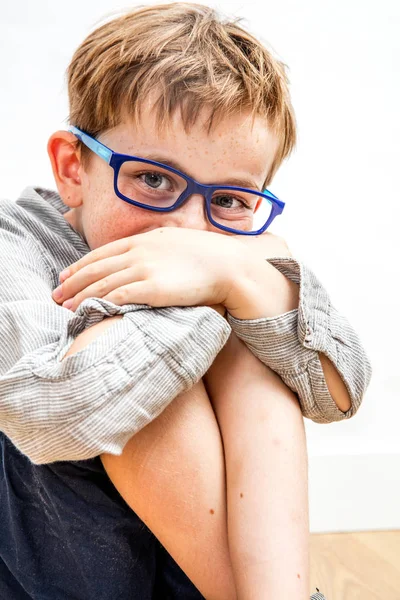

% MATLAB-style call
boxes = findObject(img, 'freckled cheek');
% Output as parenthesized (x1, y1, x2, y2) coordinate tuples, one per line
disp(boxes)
(85, 201, 163, 248)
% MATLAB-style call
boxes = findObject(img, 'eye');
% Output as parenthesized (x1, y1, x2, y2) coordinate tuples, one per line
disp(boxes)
(139, 172, 173, 191)
(212, 194, 251, 209)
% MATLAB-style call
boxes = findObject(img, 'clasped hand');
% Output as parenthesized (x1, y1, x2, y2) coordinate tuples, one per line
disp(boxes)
(52, 227, 292, 313)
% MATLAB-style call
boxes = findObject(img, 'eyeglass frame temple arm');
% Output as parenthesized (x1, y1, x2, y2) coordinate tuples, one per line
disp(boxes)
(69, 125, 283, 209)
(69, 125, 113, 164)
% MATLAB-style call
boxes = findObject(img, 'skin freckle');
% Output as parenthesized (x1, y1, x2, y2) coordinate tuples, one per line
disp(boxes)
(68, 108, 279, 248)
(297, 573, 301, 579)
(240, 493, 243, 498)
(209, 509, 215, 515)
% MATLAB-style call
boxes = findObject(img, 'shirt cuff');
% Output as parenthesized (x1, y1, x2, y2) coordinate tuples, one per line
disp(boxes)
(226, 257, 351, 423)
(38, 297, 232, 379)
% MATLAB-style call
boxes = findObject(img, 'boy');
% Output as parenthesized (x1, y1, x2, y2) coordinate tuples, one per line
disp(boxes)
(0, 3, 371, 599)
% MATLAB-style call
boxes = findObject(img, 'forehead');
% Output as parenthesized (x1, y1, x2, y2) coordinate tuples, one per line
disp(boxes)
(100, 105, 280, 188)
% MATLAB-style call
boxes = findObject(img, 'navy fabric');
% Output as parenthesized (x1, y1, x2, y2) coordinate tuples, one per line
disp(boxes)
(0, 432, 204, 599)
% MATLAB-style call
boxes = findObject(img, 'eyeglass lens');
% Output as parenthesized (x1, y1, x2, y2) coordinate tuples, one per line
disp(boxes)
(117, 160, 273, 232)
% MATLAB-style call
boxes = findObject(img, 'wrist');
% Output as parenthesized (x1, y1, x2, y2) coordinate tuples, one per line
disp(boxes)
(224, 256, 299, 320)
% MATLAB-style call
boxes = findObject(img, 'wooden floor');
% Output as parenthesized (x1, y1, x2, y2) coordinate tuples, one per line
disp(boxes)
(309, 530, 400, 599)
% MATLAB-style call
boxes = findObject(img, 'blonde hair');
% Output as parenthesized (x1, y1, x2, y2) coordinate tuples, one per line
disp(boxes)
(67, 2, 296, 185)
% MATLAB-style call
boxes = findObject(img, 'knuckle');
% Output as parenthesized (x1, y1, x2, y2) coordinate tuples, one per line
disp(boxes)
(63, 266, 75, 279)
(62, 280, 74, 299)
(113, 287, 129, 305)
(122, 237, 134, 251)
(135, 246, 150, 262)
(86, 263, 101, 279)
(141, 260, 155, 278)
(97, 277, 110, 295)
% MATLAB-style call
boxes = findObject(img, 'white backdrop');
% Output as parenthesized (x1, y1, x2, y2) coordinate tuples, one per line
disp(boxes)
(1, 0, 399, 532)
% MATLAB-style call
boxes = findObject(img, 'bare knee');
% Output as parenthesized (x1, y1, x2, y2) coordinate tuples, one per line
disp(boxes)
(101, 379, 237, 600)
(205, 331, 300, 407)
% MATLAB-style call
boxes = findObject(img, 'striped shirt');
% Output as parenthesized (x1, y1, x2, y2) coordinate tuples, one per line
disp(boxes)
(0, 186, 372, 465)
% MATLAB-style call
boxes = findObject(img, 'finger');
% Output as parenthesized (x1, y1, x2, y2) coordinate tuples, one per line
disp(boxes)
(102, 280, 153, 307)
(59, 237, 133, 282)
(63, 266, 146, 311)
(54, 253, 134, 304)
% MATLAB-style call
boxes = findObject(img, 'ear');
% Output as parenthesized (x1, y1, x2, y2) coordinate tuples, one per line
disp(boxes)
(47, 130, 83, 208)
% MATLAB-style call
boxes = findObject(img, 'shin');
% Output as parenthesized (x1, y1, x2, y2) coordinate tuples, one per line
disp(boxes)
(204, 332, 310, 599)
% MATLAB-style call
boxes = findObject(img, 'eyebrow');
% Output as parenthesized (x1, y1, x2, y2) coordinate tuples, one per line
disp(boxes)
(137, 152, 263, 191)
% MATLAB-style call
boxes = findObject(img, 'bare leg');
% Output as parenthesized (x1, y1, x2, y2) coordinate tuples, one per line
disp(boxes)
(101, 331, 310, 599)
(66, 313, 311, 597)
(64, 315, 235, 598)
(101, 377, 237, 600)
(204, 331, 310, 599)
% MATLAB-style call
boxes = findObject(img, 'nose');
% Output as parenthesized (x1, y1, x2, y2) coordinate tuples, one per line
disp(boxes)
(162, 194, 210, 231)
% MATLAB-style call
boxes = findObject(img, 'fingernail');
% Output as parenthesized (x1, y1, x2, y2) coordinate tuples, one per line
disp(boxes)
(59, 269, 70, 283)
(53, 286, 63, 300)
(62, 299, 73, 310)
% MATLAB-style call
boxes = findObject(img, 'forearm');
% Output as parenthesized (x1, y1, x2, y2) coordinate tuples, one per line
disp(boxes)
(204, 332, 310, 599)
(225, 257, 353, 414)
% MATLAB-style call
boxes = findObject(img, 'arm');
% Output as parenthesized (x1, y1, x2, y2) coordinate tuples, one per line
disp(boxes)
(48, 223, 369, 425)
(0, 219, 231, 464)
(225, 255, 372, 423)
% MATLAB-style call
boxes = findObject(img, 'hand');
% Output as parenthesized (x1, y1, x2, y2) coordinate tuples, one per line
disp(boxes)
(52, 227, 247, 312)
(225, 230, 298, 320)
(207, 231, 294, 320)
(209, 230, 293, 321)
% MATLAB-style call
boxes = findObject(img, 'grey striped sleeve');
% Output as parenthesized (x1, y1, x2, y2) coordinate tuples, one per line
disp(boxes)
(227, 256, 372, 424)
(0, 217, 231, 464)
(0, 182, 372, 470)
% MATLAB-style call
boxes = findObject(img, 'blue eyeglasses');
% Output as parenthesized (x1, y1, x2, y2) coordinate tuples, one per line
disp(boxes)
(69, 125, 285, 236)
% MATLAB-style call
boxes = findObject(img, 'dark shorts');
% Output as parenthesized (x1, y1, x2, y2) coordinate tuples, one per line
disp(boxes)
(0, 433, 204, 599)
